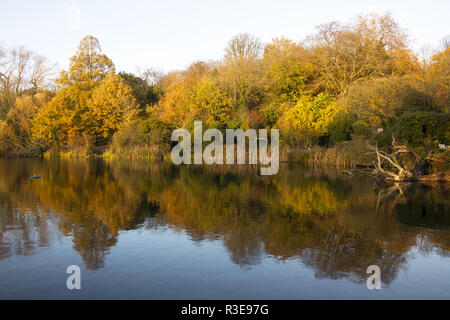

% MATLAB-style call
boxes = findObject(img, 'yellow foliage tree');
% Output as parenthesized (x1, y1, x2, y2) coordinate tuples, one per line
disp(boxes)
(156, 73, 194, 128)
(191, 79, 235, 129)
(58, 35, 115, 89)
(278, 93, 338, 145)
(32, 36, 134, 149)
(86, 73, 137, 138)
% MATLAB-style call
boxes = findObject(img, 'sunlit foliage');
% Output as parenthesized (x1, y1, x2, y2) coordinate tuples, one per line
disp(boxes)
(0, 14, 448, 162)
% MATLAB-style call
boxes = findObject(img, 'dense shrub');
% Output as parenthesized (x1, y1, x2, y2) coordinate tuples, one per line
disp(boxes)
(327, 112, 357, 145)
(392, 112, 450, 147)
(110, 118, 172, 157)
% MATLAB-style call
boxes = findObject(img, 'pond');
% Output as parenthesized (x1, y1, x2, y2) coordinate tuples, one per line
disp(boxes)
(0, 158, 449, 299)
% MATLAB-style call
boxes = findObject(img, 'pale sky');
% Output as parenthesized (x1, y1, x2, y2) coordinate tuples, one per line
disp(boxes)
(2, 0, 449, 74)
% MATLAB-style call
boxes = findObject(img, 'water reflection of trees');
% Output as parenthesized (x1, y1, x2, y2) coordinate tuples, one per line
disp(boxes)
(0, 159, 448, 285)
(0, 208, 60, 259)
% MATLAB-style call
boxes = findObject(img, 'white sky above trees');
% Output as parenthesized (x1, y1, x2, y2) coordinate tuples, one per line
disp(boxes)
(2, 0, 449, 74)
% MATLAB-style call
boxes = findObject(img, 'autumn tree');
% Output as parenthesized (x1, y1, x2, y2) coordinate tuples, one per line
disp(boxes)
(225, 33, 263, 61)
(263, 38, 314, 103)
(191, 78, 236, 129)
(0, 92, 52, 156)
(278, 93, 338, 146)
(86, 73, 137, 139)
(33, 36, 136, 151)
(118, 72, 161, 115)
(218, 34, 266, 127)
(307, 13, 413, 94)
(156, 62, 213, 128)
(343, 77, 429, 128)
(156, 72, 197, 128)
(259, 38, 316, 127)
(1, 14, 445, 161)
(58, 35, 114, 89)
(421, 47, 450, 113)
(0, 45, 53, 119)
(8, 93, 52, 140)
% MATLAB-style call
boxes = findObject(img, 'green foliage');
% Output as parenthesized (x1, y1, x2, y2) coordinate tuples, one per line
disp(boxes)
(371, 127, 394, 148)
(392, 112, 450, 148)
(259, 102, 289, 128)
(192, 79, 236, 129)
(139, 118, 172, 148)
(343, 77, 435, 129)
(263, 38, 315, 103)
(118, 72, 161, 114)
(327, 112, 357, 144)
(352, 120, 373, 138)
(110, 118, 171, 157)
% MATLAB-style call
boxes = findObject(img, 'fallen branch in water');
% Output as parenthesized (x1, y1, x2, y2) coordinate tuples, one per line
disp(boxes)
(373, 143, 413, 181)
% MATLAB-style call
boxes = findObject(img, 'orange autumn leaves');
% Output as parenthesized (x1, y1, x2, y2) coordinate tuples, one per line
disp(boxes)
(32, 36, 138, 148)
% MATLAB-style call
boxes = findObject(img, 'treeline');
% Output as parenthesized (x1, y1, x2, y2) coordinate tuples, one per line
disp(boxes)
(0, 13, 449, 170)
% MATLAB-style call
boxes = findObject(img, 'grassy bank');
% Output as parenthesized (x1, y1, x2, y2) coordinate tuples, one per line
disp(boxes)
(103, 145, 165, 160)
(280, 139, 375, 168)
(0, 139, 382, 169)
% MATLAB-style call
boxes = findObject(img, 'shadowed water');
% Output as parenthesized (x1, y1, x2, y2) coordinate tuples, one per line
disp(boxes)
(0, 158, 449, 299)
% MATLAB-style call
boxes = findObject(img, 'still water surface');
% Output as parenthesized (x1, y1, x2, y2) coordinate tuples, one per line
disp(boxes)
(0, 158, 449, 299)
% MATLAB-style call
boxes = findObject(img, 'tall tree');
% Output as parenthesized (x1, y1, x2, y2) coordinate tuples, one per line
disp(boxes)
(33, 36, 134, 149)
(86, 73, 137, 139)
(0, 45, 53, 119)
(225, 33, 263, 61)
(58, 35, 114, 89)
(307, 13, 412, 94)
